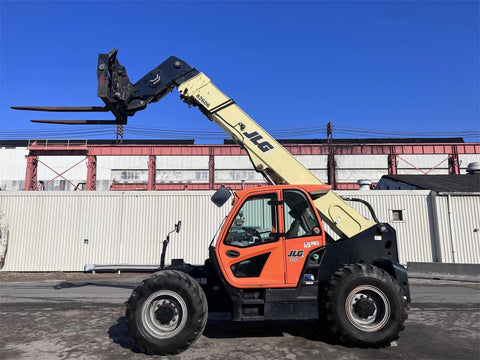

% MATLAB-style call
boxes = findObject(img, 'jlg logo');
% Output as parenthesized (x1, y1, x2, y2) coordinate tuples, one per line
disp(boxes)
(243, 131, 274, 153)
(287, 250, 304, 257)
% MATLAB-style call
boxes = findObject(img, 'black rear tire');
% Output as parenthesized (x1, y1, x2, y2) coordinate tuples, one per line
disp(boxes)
(325, 263, 407, 347)
(126, 270, 208, 355)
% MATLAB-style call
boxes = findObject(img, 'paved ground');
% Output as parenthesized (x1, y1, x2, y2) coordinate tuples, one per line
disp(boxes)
(0, 273, 479, 359)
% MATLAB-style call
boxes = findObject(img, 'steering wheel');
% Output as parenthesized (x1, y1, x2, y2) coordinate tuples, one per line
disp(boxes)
(244, 227, 262, 242)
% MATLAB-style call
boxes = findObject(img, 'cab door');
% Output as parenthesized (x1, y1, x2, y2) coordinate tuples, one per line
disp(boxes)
(216, 190, 286, 288)
(282, 189, 325, 285)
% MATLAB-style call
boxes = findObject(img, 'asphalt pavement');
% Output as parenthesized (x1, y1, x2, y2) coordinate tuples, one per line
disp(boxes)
(0, 275, 479, 359)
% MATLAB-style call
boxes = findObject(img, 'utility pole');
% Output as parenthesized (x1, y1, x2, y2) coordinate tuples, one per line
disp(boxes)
(326, 121, 336, 189)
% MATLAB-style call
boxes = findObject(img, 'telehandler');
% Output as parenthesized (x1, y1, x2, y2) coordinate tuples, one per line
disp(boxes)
(13, 49, 410, 356)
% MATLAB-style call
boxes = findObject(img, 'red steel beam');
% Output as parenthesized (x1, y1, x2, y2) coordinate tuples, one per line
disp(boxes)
(108, 182, 367, 191)
(27, 142, 480, 157)
(87, 155, 97, 191)
(448, 152, 460, 174)
(388, 153, 398, 175)
(109, 182, 267, 191)
(25, 155, 38, 191)
(208, 147, 215, 190)
(148, 155, 156, 191)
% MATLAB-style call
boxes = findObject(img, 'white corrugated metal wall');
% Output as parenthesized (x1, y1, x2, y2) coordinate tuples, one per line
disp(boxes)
(0, 193, 126, 271)
(433, 194, 480, 263)
(0, 192, 230, 271)
(0, 190, 478, 271)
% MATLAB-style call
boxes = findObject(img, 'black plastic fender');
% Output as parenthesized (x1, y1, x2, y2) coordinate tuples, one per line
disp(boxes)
(372, 258, 411, 306)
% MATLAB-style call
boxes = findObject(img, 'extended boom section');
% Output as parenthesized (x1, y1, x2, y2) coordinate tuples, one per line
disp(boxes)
(176, 73, 375, 237)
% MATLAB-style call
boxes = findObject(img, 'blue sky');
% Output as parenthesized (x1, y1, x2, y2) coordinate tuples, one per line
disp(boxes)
(1, 0, 479, 143)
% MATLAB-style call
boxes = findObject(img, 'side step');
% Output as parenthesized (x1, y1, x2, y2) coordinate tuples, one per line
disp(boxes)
(239, 291, 265, 320)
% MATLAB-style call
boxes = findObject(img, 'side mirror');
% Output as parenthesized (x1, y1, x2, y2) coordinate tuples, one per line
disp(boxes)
(211, 185, 232, 207)
(175, 221, 182, 233)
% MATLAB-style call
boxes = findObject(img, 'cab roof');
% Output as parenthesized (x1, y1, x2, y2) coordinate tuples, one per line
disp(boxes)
(234, 184, 331, 198)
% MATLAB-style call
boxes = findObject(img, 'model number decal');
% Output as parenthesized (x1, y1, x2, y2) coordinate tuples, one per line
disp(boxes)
(243, 131, 274, 153)
(195, 94, 210, 108)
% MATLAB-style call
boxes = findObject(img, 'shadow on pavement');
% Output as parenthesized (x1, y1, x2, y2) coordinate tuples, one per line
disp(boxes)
(52, 282, 136, 290)
(203, 319, 339, 344)
(108, 315, 340, 355)
(108, 316, 141, 354)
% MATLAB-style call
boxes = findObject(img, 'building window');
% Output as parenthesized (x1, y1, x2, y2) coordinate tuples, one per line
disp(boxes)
(392, 210, 404, 221)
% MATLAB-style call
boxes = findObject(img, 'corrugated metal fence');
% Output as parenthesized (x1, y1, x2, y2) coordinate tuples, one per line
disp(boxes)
(0, 190, 478, 271)
(432, 194, 480, 263)
(0, 192, 229, 271)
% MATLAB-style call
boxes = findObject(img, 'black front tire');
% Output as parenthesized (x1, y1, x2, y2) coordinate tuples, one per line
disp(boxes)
(126, 270, 208, 356)
(325, 263, 407, 347)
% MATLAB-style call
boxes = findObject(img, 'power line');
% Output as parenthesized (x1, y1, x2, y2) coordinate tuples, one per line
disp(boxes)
(1, 123, 479, 140)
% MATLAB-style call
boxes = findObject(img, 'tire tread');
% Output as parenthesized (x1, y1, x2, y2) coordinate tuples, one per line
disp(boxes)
(126, 270, 208, 355)
(325, 263, 407, 348)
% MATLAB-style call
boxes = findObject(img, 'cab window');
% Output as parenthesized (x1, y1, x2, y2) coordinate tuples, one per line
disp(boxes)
(224, 193, 278, 248)
(283, 190, 320, 239)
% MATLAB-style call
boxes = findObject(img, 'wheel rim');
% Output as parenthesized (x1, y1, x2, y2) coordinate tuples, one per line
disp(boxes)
(345, 285, 391, 332)
(141, 290, 188, 339)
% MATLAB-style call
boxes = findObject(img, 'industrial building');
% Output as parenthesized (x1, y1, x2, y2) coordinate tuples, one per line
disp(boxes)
(1, 137, 478, 191)
(0, 137, 478, 272)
